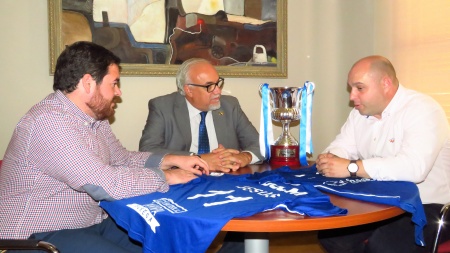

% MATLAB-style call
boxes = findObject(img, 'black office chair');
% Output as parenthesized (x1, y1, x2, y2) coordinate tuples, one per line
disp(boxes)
(0, 160, 60, 253)
(432, 202, 450, 253)
(0, 240, 59, 253)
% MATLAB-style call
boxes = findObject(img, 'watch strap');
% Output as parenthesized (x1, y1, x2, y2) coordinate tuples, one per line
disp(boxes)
(349, 160, 358, 178)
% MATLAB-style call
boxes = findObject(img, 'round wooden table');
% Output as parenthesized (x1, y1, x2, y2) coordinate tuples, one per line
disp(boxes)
(220, 163, 405, 253)
(222, 193, 404, 232)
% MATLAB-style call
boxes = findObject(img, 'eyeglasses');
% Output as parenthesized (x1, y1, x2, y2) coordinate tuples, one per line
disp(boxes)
(187, 77, 224, 93)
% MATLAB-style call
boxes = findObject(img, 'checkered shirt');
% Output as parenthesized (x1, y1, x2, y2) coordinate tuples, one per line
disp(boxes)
(0, 91, 169, 239)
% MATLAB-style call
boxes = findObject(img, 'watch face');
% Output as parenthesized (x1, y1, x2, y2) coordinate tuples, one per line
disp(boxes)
(348, 163, 358, 173)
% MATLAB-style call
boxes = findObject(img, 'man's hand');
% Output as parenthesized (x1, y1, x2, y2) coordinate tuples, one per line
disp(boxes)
(316, 153, 350, 178)
(160, 154, 209, 175)
(163, 169, 198, 185)
(201, 144, 252, 172)
(316, 153, 368, 178)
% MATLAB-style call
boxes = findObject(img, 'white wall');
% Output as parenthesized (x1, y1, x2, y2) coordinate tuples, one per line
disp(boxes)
(0, 0, 374, 160)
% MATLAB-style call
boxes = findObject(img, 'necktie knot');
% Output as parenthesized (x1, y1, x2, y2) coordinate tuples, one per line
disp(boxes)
(198, 111, 210, 154)
(200, 111, 207, 121)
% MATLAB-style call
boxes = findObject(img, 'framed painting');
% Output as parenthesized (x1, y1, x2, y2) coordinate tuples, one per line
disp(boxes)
(48, 0, 287, 78)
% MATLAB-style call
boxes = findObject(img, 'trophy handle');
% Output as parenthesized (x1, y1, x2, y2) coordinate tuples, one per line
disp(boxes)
(259, 83, 272, 107)
(259, 83, 266, 95)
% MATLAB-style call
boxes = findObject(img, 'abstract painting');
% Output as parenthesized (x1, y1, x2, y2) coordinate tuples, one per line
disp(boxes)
(48, 0, 287, 77)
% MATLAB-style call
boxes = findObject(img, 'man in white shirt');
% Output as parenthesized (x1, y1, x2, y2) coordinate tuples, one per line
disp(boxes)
(316, 55, 450, 253)
(139, 58, 263, 172)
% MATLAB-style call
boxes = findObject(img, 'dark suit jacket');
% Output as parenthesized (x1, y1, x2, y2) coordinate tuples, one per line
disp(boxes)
(139, 92, 263, 161)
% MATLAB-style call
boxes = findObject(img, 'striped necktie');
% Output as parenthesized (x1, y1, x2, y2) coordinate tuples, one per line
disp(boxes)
(198, 111, 210, 154)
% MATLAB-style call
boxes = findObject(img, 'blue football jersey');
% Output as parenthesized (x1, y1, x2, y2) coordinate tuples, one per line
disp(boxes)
(250, 165, 427, 246)
(100, 172, 346, 253)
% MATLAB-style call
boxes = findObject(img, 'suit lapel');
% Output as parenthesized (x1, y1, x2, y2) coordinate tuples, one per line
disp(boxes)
(174, 94, 192, 146)
(212, 108, 227, 144)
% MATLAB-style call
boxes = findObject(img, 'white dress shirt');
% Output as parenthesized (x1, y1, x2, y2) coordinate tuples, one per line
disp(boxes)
(324, 85, 450, 204)
(186, 100, 259, 163)
(187, 101, 219, 152)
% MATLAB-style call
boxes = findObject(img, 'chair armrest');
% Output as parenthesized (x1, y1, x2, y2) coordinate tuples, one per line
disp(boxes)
(0, 239, 59, 253)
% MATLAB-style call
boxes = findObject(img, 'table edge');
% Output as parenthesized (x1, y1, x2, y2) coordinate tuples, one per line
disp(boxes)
(221, 205, 404, 232)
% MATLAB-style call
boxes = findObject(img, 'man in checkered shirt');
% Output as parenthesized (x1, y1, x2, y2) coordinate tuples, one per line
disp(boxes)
(0, 41, 209, 253)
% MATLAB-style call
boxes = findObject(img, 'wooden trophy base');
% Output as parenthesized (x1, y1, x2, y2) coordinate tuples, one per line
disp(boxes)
(269, 145, 300, 168)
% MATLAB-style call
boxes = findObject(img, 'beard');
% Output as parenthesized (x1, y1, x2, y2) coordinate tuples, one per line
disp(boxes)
(87, 91, 116, 120)
(209, 101, 221, 111)
(208, 94, 221, 110)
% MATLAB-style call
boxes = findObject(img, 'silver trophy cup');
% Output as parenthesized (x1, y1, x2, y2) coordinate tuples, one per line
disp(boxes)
(261, 85, 303, 166)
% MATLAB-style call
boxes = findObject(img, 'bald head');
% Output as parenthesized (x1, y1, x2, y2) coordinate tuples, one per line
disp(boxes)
(176, 58, 212, 95)
(347, 55, 400, 119)
(350, 55, 399, 87)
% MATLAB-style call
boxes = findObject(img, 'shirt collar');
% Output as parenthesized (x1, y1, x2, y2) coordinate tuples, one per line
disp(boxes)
(380, 84, 406, 118)
(185, 98, 204, 120)
(362, 84, 405, 120)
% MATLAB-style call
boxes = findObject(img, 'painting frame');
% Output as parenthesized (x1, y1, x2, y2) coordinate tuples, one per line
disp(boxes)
(48, 0, 287, 78)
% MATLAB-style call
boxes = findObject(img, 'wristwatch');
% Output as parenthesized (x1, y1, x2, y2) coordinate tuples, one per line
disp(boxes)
(347, 160, 359, 178)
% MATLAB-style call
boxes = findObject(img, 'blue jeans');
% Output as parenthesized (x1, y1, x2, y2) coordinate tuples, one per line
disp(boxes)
(10, 217, 142, 253)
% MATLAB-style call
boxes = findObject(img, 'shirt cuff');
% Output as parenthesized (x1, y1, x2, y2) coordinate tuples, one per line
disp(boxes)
(147, 167, 166, 181)
(83, 184, 115, 201)
(244, 151, 260, 164)
(144, 152, 167, 181)
(144, 152, 165, 169)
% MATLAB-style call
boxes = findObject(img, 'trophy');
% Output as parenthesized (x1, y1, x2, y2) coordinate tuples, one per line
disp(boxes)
(259, 82, 315, 167)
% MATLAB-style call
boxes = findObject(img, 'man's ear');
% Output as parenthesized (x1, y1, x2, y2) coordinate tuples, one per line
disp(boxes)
(183, 85, 192, 97)
(81, 74, 94, 95)
(382, 76, 392, 89)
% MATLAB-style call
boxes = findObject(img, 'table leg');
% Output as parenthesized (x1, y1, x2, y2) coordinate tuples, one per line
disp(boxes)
(244, 232, 269, 253)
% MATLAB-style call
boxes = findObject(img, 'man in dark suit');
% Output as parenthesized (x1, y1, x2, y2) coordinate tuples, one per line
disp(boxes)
(139, 58, 263, 172)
